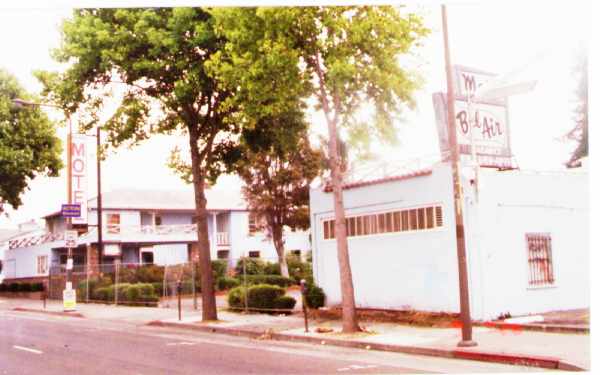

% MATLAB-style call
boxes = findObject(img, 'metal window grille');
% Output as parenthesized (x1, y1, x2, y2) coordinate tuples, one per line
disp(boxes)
(526, 233, 555, 286)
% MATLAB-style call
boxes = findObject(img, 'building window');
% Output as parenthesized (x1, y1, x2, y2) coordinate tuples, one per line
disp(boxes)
(248, 251, 260, 258)
(217, 250, 230, 259)
(322, 204, 444, 240)
(107, 213, 121, 234)
(154, 215, 162, 226)
(526, 233, 555, 286)
(37, 255, 48, 274)
(248, 213, 259, 235)
(141, 252, 154, 265)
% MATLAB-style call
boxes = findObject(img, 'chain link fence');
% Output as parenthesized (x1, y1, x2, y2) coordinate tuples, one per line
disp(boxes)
(50, 253, 322, 313)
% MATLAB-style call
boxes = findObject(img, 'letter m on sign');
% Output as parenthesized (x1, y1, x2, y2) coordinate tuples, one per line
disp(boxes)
(72, 142, 85, 157)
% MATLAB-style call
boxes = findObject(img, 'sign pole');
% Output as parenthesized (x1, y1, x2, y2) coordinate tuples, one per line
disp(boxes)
(442, 4, 476, 347)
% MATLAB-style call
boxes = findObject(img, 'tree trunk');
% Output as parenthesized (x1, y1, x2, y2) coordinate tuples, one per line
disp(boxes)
(326, 116, 360, 333)
(188, 126, 218, 321)
(272, 224, 289, 278)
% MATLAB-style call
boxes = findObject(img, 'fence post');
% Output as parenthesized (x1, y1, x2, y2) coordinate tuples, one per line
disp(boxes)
(192, 262, 197, 310)
(114, 261, 119, 306)
(86, 262, 90, 303)
(243, 257, 248, 314)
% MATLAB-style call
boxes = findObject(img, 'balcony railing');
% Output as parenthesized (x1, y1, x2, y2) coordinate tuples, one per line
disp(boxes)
(8, 224, 229, 250)
(216, 232, 229, 246)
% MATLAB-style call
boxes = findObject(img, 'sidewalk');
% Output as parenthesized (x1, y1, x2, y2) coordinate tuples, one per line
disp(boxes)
(2, 297, 590, 371)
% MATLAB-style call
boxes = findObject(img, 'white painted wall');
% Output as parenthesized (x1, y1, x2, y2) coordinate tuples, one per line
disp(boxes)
(3, 242, 55, 279)
(470, 168, 589, 320)
(310, 162, 589, 320)
(228, 211, 311, 262)
(152, 244, 189, 266)
(311, 163, 461, 314)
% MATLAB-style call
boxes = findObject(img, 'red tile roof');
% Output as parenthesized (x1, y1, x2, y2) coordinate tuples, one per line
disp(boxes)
(324, 168, 433, 192)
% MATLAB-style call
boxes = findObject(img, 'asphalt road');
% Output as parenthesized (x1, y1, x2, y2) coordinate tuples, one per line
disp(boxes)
(0, 310, 544, 374)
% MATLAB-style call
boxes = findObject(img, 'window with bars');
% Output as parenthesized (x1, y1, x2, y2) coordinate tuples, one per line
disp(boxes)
(322, 205, 444, 240)
(526, 233, 555, 286)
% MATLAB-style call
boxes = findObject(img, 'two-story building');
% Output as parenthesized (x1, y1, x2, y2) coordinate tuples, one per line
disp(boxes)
(2, 188, 310, 292)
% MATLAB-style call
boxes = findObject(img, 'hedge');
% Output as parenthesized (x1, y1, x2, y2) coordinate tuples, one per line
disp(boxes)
(227, 284, 296, 313)
(236, 274, 294, 288)
(86, 283, 158, 305)
(217, 276, 240, 291)
(0, 283, 44, 293)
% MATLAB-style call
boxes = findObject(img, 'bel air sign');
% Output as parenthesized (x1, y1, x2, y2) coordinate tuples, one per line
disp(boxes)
(432, 92, 513, 168)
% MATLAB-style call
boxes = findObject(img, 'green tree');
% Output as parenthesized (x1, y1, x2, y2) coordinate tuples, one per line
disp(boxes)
(215, 6, 428, 332)
(35, 8, 246, 321)
(234, 112, 323, 278)
(0, 69, 62, 214)
(566, 48, 588, 167)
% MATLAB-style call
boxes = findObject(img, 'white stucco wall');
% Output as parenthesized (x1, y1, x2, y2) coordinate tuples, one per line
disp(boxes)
(228, 212, 311, 262)
(310, 162, 589, 320)
(152, 244, 189, 266)
(3, 242, 54, 279)
(470, 168, 589, 320)
(310, 163, 461, 314)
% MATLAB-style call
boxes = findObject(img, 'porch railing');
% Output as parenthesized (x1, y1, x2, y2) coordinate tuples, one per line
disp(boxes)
(8, 224, 230, 250)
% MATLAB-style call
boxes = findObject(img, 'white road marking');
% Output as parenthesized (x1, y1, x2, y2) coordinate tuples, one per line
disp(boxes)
(13, 345, 43, 354)
(166, 342, 195, 346)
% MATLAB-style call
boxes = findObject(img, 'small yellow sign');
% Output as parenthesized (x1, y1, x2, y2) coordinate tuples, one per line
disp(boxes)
(63, 289, 77, 311)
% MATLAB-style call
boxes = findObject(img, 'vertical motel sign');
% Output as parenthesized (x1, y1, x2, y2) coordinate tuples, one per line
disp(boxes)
(433, 65, 513, 169)
(71, 134, 88, 225)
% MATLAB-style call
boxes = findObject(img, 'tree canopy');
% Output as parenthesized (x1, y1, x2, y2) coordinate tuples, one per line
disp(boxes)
(213, 6, 428, 332)
(0, 69, 63, 214)
(37, 8, 246, 321)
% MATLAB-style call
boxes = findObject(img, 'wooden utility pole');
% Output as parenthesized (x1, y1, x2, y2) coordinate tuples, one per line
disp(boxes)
(441, 4, 477, 347)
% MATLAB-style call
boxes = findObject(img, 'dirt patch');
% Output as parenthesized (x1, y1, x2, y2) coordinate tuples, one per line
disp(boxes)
(309, 307, 459, 328)
(533, 309, 589, 326)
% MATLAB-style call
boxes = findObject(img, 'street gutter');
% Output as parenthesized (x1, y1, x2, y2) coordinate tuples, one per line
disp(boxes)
(147, 320, 586, 372)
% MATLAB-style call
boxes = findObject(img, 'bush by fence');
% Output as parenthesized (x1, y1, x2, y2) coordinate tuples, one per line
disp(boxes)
(83, 282, 158, 306)
(236, 274, 295, 288)
(227, 284, 296, 313)
(0, 282, 44, 293)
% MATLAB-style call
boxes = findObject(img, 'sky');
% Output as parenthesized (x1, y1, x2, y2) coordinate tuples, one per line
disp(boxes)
(0, 0, 593, 228)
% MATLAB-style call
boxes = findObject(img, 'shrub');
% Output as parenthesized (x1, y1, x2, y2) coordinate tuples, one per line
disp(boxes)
(273, 295, 297, 311)
(263, 262, 281, 276)
(0, 283, 6, 292)
(211, 260, 228, 279)
(246, 284, 285, 310)
(227, 286, 246, 309)
(134, 265, 165, 283)
(227, 284, 296, 313)
(31, 283, 44, 292)
(286, 255, 312, 284)
(151, 282, 164, 296)
(95, 286, 113, 301)
(305, 284, 326, 309)
(235, 257, 266, 276)
(19, 283, 32, 292)
(217, 276, 240, 291)
(8, 283, 19, 292)
(237, 274, 294, 288)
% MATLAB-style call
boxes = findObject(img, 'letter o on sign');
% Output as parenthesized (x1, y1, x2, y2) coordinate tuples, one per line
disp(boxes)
(72, 159, 85, 173)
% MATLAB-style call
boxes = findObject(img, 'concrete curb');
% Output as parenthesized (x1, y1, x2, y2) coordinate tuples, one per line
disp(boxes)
(147, 320, 587, 372)
(476, 321, 589, 334)
(12, 307, 85, 318)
